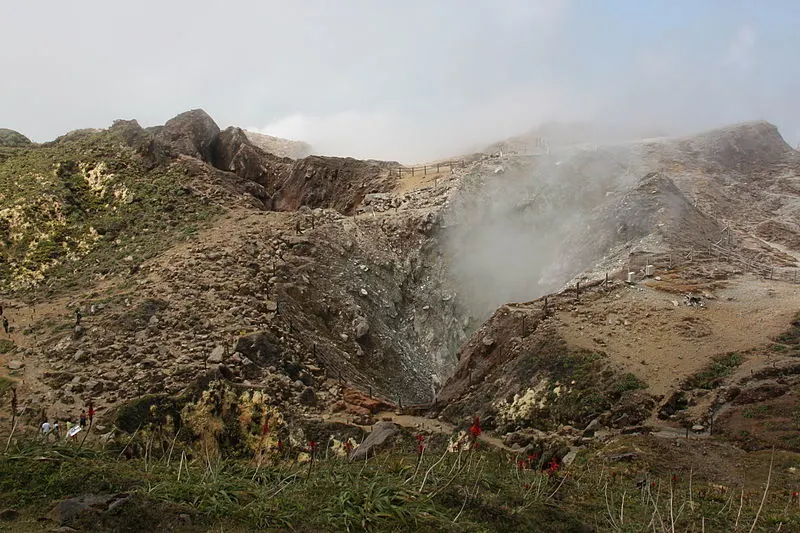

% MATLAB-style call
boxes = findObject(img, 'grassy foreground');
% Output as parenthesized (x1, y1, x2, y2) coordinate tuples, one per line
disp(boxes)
(1, 433, 799, 532)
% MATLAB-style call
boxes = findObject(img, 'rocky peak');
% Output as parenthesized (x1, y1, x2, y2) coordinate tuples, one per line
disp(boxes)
(155, 109, 220, 161)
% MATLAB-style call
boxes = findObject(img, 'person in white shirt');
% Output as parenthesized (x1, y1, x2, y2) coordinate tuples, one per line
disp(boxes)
(41, 421, 52, 440)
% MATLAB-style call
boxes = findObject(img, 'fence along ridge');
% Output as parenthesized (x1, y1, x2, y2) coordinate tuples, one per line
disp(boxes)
(391, 159, 466, 178)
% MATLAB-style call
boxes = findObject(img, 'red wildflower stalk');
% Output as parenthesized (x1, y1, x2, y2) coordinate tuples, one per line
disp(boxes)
(469, 417, 482, 439)
(306, 440, 317, 480)
(415, 434, 425, 455)
(547, 458, 560, 477)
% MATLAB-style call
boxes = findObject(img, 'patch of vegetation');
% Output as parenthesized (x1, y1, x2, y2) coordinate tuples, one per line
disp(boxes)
(743, 405, 772, 419)
(0, 128, 32, 147)
(0, 128, 222, 295)
(684, 351, 743, 389)
(0, 338, 15, 354)
(479, 339, 654, 432)
(0, 376, 14, 395)
(615, 372, 648, 395)
(0, 435, 797, 532)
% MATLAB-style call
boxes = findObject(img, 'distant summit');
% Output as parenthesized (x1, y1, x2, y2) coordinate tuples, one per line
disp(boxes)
(244, 130, 312, 159)
(483, 121, 668, 154)
(0, 128, 32, 147)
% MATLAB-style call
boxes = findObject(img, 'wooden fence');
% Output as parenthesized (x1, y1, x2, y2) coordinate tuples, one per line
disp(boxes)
(392, 160, 467, 178)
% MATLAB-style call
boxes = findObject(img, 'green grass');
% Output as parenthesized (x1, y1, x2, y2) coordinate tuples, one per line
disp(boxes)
(743, 405, 772, 419)
(0, 339, 14, 354)
(1, 437, 797, 532)
(614, 372, 648, 395)
(0, 376, 14, 395)
(684, 352, 743, 389)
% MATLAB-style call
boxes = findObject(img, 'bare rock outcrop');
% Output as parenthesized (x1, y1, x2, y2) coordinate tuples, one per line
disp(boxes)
(156, 109, 220, 161)
(210, 126, 287, 189)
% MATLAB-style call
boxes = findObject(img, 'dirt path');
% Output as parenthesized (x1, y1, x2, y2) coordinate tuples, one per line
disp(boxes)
(317, 411, 515, 452)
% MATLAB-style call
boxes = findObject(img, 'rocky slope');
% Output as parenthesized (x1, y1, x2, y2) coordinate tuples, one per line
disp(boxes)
(1, 113, 799, 463)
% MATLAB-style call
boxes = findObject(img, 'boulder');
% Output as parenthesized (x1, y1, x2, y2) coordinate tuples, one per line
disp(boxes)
(353, 316, 370, 340)
(0, 509, 19, 521)
(299, 387, 317, 406)
(342, 386, 392, 414)
(47, 493, 131, 526)
(349, 421, 400, 461)
(207, 345, 225, 364)
(582, 417, 602, 437)
(155, 109, 220, 161)
(234, 331, 282, 365)
(6, 360, 23, 371)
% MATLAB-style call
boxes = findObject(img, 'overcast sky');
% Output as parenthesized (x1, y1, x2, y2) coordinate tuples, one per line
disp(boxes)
(2, 0, 799, 162)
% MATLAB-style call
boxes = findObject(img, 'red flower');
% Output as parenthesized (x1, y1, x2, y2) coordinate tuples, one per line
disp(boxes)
(517, 459, 526, 469)
(527, 453, 539, 467)
(792, 490, 799, 501)
(344, 440, 353, 452)
(671, 474, 679, 483)
(261, 420, 270, 435)
(469, 417, 482, 438)
(309, 440, 317, 452)
(547, 458, 560, 476)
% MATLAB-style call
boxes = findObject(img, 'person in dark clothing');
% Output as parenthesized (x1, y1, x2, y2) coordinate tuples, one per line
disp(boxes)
(75, 309, 82, 326)
(2, 316, 8, 334)
(79, 409, 87, 428)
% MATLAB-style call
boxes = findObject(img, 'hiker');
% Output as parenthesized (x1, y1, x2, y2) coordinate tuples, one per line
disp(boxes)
(2, 316, 8, 334)
(52, 421, 60, 440)
(87, 401, 95, 426)
(79, 409, 87, 428)
(41, 420, 52, 440)
(75, 308, 82, 326)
